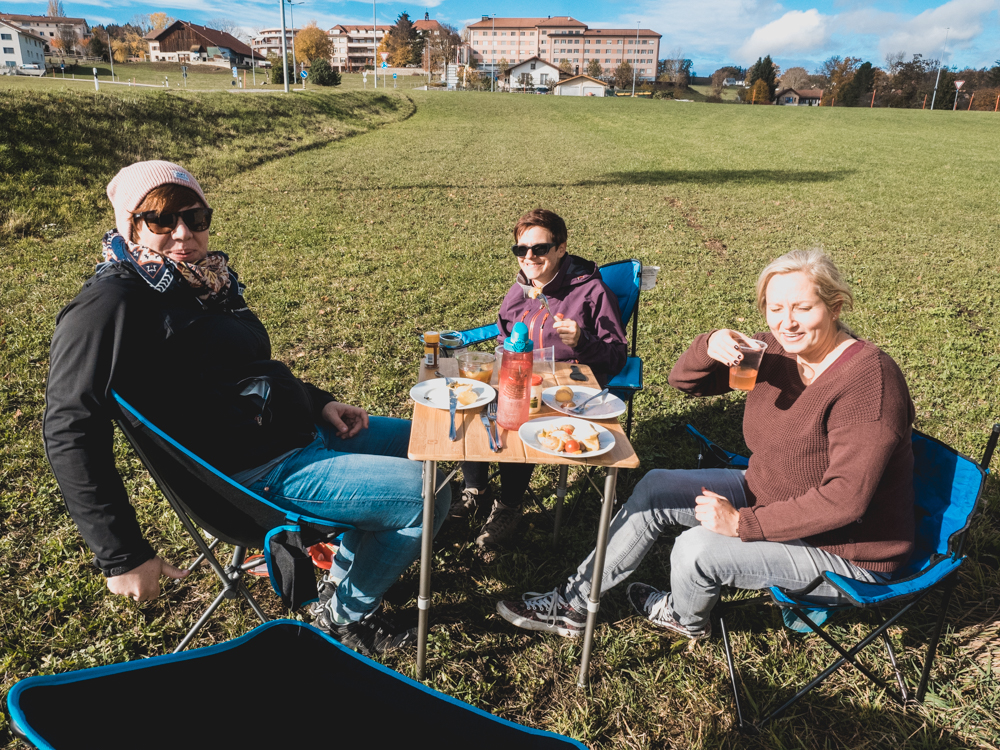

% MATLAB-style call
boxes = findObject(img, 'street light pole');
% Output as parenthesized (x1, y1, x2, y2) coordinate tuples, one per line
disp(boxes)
(930, 27, 949, 111)
(631, 22, 639, 97)
(491, 14, 495, 92)
(278, 0, 289, 92)
(287, 0, 303, 87)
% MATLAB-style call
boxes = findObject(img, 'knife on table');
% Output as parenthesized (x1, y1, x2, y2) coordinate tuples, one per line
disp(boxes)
(449, 387, 457, 441)
(479, 411, 497, 451)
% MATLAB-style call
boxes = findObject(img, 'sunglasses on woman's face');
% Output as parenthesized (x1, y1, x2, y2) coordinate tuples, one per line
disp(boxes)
(511, 242, 556, 257)
(133, 207, 213, 235)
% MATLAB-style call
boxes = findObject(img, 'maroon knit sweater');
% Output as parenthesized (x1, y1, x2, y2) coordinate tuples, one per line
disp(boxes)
(669, 332, 916, 573)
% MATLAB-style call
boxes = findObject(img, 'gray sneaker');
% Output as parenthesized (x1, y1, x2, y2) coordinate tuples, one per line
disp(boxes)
(449, 486, 491, 520)
(626, 582, 711, 640)
(308, 574, 339, 618)
(475, 500, 521, 548)
(496, 587, 586, 638)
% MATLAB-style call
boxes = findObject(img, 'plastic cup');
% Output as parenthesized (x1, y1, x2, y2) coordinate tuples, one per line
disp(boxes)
(533, 345, 556, 376)
(457, 351, 496, 383)
(729, 339, 767, 391)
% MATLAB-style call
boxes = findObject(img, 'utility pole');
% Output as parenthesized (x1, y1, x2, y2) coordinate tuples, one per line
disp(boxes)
(278, 0, 289, 92)
(373, 0, 377, 84)
(287, 0, 303, 87)
(491, 14, 495, 92)
(930, 27, 949, 111)
(631, 22, 639, 97)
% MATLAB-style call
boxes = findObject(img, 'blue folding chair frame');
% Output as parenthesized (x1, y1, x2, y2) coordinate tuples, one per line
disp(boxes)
(705, 424, 998, 732)
(449, 259, 644, 438)
(111, 391, 351, 652)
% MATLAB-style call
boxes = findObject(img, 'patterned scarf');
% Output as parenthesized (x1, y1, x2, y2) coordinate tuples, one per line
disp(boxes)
(100, 230, 232, 302)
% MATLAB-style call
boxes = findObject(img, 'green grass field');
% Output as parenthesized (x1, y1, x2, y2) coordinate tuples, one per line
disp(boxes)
(1, 84, 998, 749)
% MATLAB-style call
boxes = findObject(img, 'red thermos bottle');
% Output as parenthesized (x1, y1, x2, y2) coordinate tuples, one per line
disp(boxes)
(496, 321, 534, 431)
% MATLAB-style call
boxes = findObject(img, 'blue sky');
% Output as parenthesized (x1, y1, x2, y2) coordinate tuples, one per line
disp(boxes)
(10, 0, 999, 74)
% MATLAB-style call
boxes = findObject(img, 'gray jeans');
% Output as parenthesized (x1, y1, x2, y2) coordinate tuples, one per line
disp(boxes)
(564, 469, 881, 631)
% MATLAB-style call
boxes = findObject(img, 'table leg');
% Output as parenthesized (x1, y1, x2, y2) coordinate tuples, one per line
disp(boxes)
(552, 464, 569, 546)
(577, 467, 618, 688)
(417, 459, 436, 681)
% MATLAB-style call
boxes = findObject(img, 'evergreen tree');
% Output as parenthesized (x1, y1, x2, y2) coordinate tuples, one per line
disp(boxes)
(747, 55, 778, 99)
(309, 58, 341, 86)
(586, 59, 603, 79)
(841, 61, 875, 106)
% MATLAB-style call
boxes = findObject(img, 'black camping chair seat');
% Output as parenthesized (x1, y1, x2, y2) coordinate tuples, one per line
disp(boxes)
(8, 620, 588, 750)
(111, 391, 351, 651)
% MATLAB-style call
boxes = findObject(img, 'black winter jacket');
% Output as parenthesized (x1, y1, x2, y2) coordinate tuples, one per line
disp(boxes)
(43, 262, 334, 577)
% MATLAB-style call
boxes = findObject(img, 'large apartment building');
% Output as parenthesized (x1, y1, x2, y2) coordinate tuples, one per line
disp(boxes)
(465, 16, 660, 80)
(251, 27, 299, 59)
(328, 24, 390, 72)
(0, 13, 90, 53)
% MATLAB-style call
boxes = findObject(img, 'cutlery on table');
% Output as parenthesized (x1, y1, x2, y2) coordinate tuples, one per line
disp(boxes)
(437, 371, 458, 441)
(569, 365, 587, 382)
(479, 409, 498, 452)
(486, 400, 500, 449)
(569, 388, 609, 415)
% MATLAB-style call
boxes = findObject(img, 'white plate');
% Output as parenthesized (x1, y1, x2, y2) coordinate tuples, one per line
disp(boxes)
(409, 378, 496, 411)
(518, 416, 616, 459)
(541, 386, 627, 419)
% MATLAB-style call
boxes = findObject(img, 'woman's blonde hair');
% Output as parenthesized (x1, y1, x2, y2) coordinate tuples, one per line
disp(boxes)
(755, 249, 855, 332)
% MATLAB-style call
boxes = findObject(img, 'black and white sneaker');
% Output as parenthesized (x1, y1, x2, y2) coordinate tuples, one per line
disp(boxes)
(476, 500, 521, 548)
(314, 605, 417, 656)
(307, 574, 339, 618)
(496, 587, 587, 638)
(450, 486, 491, 520)
(626, 583, 711, 640)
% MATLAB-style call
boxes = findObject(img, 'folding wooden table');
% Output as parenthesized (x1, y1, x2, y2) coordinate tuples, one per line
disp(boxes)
(408, 358, 640, 686)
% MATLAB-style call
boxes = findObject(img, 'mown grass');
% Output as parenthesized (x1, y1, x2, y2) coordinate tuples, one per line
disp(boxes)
(1, 88, 998, 748)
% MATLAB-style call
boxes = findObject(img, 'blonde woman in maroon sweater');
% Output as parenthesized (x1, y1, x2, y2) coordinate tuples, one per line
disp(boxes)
(497, 249, 915, 639)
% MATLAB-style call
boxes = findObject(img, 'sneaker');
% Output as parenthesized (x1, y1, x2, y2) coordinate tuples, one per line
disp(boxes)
(496, 587, 587, 638)
(307, 574, 339, 618)
(314, 605, 417, 657)
(626, 582, 711, 640)
(476, 500, 521, 548)
(449, 486, 491, 520)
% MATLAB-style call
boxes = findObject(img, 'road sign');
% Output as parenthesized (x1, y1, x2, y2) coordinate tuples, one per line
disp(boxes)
(381, 62, 388, 69)
(232, 66, 237, 77)
(392, 73, 397, 79)
(380, 52, 389, 61)
(363, 71, 368, 79)
(301, 70, 308, 78)
(955, 80, 965, 89)
(60, 62, 64, 70)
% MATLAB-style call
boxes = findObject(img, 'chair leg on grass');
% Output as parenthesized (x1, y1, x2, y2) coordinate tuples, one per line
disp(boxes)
(718, 614, 752, 734)
(186, 536, 221, 572)
(916, 571, 959, 702)
(552, 465, 569, 545)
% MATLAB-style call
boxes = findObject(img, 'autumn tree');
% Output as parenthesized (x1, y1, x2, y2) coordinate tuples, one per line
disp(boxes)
(207, 18, 248, 42)
(516, 71, 532, 91)
(46, 0, 65, 17)
(749, 78, 771, 103)
(613, 60, 633, 89)
(658, 50, 692, 87)
(747, 55, 778, 99)
(586, 59, 603, 79)
(149, 12, 174, 30)
(559, 58, 573, 74)
(711, 65, 743, 93)
(779, 66, 810, 90)
(819, 56, 861, 105)
(87, 29, 108, 60)
(295, 23, 332, 65)
(840, 61, 876, 106)
(498, 57, 510, 79)
(57, 25, 76, 56)
(376, 12, 420, 67)
(425, 23, 460, 73)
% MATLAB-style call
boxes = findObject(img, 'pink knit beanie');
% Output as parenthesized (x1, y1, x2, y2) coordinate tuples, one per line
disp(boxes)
(106, 160, 209, 238)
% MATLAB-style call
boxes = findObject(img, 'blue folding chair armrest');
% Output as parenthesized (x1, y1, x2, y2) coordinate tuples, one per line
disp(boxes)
(608, 356, 642, 393)
(685, 424, 750, 469)
(818, 555, 965, 607)
(459, 323, 500, 348)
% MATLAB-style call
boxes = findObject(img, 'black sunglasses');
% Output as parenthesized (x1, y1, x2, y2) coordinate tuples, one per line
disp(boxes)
(133, 207, 213, 235)
(511, 242, 556, 257)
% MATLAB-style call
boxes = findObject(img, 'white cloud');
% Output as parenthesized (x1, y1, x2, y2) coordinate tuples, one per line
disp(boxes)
(736, 9, 831, 61)
(852, 0, 1000, 60)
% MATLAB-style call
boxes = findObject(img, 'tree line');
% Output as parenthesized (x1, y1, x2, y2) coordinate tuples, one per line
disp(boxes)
(710, 54, 1000, 109)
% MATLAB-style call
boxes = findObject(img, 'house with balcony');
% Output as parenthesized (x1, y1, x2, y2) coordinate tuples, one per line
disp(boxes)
(1, 20, 47, 70)
(251, 27, 299, 59)
(328, 24, 389, 72)
(145, 21, 264, 67)
(0, 13, 90, 54)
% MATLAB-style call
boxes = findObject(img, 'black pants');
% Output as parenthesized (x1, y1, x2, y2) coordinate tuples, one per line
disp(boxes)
(461, 461, 535, 508)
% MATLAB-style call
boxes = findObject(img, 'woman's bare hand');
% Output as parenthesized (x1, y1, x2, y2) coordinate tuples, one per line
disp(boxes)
(706, 329, 752, 367)
(694, 488, 740, 537)
(322, 401, 370, 439)
(107, 557, 189, 602)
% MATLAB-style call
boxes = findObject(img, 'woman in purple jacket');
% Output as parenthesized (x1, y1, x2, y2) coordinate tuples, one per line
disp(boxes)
(453, 209, 628, 549)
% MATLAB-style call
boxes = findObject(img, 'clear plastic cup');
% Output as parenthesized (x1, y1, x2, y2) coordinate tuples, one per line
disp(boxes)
(457, 351, 496, 383)
(729, 339, 768, 391)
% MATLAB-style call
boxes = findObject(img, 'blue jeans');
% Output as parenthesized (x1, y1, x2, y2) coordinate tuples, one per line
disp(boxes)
(247, 417, 450, 621)
(564, 469, 880, 631)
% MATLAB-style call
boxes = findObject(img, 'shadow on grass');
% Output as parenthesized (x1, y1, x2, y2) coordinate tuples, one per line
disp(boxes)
(576, 168, 855, 187)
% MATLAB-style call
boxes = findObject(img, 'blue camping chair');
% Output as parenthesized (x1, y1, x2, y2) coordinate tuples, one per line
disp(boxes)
(111, 391, 351, 652)
(8, 620, 588, 750)
(705, 424, 999, 732)
(450, 259, 645, 438)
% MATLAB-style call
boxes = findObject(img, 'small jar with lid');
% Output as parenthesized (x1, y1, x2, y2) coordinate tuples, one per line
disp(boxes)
(423, 331, 440, 368)
(529, 374, 544, 414)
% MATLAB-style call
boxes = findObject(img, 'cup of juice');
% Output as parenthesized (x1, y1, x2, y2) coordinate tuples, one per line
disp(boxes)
(729, 339, 767, 391)
(457, 351, 496, 383)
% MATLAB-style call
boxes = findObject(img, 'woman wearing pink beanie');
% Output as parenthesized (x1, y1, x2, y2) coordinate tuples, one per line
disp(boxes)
(43, 161, 450, 657)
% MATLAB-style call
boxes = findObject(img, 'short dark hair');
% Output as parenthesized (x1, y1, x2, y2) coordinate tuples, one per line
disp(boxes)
(129, 184, 205, 241)
(514, 208, 567, 248)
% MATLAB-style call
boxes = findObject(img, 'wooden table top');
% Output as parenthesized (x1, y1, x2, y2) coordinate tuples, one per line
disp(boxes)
(407, 358, 640, 469)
